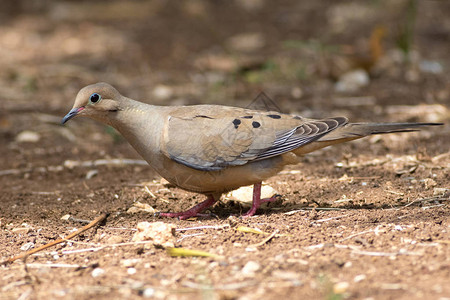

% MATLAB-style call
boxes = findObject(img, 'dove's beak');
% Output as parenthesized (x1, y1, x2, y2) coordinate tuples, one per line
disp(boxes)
(61, 107, 84, 124)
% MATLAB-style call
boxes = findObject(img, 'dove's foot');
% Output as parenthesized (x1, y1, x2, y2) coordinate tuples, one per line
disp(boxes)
(242, 183, 282, 217)
(156, 195, 217, 220)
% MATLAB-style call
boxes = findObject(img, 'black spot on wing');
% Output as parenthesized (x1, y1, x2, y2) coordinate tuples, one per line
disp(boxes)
(252, 121, 261, 128)
(194, 115, 214, 119)
(232, 118, 241, 129)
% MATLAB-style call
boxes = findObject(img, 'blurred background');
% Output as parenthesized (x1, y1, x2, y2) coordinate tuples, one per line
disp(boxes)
(1, 3, 449, 299)
(0, 0, 448, 167)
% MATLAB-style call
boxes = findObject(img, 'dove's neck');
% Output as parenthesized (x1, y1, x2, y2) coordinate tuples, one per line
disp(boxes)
(107, 97, 172, 168)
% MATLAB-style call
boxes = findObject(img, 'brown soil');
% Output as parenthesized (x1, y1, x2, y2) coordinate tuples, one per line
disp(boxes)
(1, 1, 449, 299)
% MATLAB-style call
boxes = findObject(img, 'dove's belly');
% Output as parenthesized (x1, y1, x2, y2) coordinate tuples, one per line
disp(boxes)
(154, 155, 288, 194)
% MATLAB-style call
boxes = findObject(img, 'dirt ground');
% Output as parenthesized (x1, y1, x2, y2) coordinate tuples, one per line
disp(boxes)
(0, 1, 449, 299)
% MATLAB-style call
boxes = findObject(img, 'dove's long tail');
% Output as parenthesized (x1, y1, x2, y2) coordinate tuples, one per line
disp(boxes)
(292, 122, 443, 156)
(319, 122, 443, 141)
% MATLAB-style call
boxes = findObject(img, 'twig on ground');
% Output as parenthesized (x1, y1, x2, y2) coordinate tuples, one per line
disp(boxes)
(248, 229, 279, 248)
(32, 241, 155, 257)
(402, 196, 448, 208)
(312, 214, 350, 223)
(422, 204, 446, 210)
(434, 240, 450, 244)
(144, 186, 157, 198)
(386, 190, 404, 196)
(351, 176, 381, 180)
(24, 263, 82, 268)
(1, 213, 108, 266)
(0, 168, 32, 176)
(16, 288, 32, 300)
(29, 191, 60, 195)
(284, 207, 344, 215)
(64, 240, 103, 246)
(177, 233, 205, 242)
(1, 280, 29, 292)
(176, 224, 231, 232)
(103, 227, 137, 231)
(431, 151, 450, 162)
(340, 230, 375, 242)
(64, 159, 148, 168)
(67, 216, 93, 224)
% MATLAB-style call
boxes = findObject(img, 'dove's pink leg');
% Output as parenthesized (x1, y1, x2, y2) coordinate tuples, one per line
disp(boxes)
(242, 182, 280, 217)
(157, 195, 217, 220)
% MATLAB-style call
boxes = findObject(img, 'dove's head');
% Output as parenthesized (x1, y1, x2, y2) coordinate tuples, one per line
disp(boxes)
(62, 82, 122, 124)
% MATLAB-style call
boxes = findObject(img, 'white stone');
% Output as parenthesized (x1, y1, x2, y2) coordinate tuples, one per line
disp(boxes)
(127, 268, 137, 275)
(20, 242, 35, 251)
(335, 69, 369, 93)
(241, 261, 260, 275)
(91, 267, 105, 278)
(16, 131, 41, 143)
(142, 288, 155, 298)
(152, 85, 173, 100)
(353, 274, 366, 282)
(226, 184, 277, 207)
(333, 281, 349, 294)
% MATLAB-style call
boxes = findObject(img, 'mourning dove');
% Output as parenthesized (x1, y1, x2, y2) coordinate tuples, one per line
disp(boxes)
(62, 83, 442, 219)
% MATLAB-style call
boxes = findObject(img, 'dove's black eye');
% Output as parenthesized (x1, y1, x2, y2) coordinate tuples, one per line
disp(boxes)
(89, 93, 101, 103)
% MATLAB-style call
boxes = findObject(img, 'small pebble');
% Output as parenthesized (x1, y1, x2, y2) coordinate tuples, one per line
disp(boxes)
(241, 261, 260, 275)
(127, 201, 156, 214)
(132, 221, 176, 248)
(226, 32, 265, 52)
(422, 178, 437, 189)
(61, 214, 71, 220)
(152, 85, 173, 100)
(344, 261, 352, 268)
(226, 184, 277, 207)
(121, 258, 142, 267)
(91, 268, 105, 278)
(20, 242, 35, 251)
(333, 281, 349, 294)
(106, 235, 124, 244)
(291, 87, 303, 99)
(16, 131, 41, 143)
(85, 169, 98, 180)
(335, 69, 369, 93)
(142, 288, 155, 298)
(127, 268, 137, 275)
(419, 60, 443, 74)
(272, 270, 300, 281)
(433, 188, 449, 197)
(353, 274, 366, 283)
